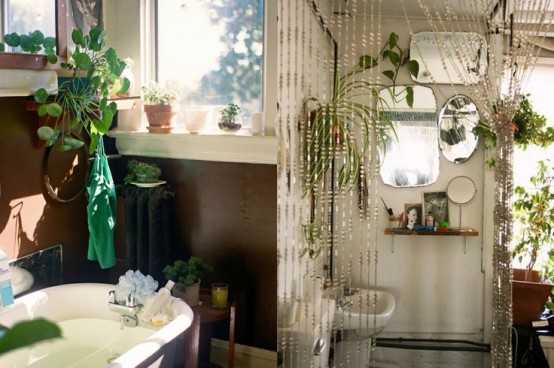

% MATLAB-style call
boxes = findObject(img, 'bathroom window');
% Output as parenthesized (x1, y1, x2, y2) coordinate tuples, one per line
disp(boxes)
(155, 0, 264, 130)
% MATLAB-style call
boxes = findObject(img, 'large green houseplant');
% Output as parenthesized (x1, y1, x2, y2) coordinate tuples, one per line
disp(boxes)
(512, 159, 554, 324)
(34, 27, 130, 154)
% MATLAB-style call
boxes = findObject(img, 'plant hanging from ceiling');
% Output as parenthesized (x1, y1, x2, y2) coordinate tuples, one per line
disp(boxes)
(302, 32, 419, 197)
(300, 32, 419, 259)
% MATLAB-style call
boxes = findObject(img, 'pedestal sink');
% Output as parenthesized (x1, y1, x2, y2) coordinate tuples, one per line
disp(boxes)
(335, 288, 395, 338)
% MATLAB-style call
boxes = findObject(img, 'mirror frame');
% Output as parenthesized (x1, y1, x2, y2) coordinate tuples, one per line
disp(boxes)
(0, 0, 67, 70)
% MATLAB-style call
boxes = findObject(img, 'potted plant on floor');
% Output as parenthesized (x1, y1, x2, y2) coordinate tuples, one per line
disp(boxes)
(142, 81, 180, 133)
(162, 256, 213, 307)
(512, 159, 554, 324)
(123, 160, 162, 184)
(218, 103, 242, 132)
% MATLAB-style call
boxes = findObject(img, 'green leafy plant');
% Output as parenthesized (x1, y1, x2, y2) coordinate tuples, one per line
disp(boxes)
(141, 81, 180, 105)
(0, 319, 61, 356)
(302, 32, 419, 197)
(162, 257, 213, 292)
(34, 27, 130, 154)
(0, 30, 57, 63)
(219, 103, 241, 122)
(513, 160, 554, 278)
(123, 160, 162, 184)
(301, 221, 329, 260)
(473, 94, 554, 167)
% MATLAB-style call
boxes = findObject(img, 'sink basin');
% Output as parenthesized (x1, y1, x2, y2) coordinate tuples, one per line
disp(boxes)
(10, 266, 34, 296)
(335, 288, 395, 337)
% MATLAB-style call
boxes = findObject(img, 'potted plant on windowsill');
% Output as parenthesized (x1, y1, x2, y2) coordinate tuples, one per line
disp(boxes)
(512, 159, 554, 325)
(142, 81, 180, 133)
(162, 256, 213, 307)
(218, 103, 242, 132)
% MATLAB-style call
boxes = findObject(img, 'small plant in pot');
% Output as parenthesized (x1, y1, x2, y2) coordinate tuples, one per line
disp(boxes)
(142, 81, 180, 133)
(123, 160, 162, 184)
(512, 159, 554, 324)
(162, 256, 213, 307)
(218, 103, 242, 132)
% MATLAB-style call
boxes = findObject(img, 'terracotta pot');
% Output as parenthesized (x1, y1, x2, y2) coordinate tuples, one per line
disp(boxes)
(144, 104, 179, 133)
(512, 268, 553, 325)
(172, 281, 200, 307)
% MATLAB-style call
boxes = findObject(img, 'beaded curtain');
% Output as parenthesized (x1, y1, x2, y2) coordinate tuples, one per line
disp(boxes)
(277, 1, 390, 367)
(403, 1, 553, 366)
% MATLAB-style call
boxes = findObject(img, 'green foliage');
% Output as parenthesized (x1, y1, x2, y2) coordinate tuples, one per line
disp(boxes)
(123, 160, 162, 184)
(141, 81, 180, 105)
(0, 319, 61, 355)
(1, 30, 57, 63)
(34, 28, 130, 154)
(219, 103, 241, 122)
(513, 160, 554, 274)
(199, 0, 262, 106)
(302, 32, 419, 197)
(162, 257, 213, 292)
(300, 221, 328, 260)
(473, 94, 553, 167)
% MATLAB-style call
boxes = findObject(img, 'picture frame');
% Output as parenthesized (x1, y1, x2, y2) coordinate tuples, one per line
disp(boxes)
(403, 203, 422, 229)
(70, 0, 103, 32)
(422, 191, 449, 223)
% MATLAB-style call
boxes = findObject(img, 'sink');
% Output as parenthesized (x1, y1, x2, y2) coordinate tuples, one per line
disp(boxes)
(335, 288, 395, 337)
(10, 266, 34, 296)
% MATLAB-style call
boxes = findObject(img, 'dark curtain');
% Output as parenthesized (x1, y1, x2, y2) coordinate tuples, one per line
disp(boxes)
(122, 185, 174, 285)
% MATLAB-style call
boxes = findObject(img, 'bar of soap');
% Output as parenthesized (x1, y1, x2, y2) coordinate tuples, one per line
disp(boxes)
(151, 313, 168, 326)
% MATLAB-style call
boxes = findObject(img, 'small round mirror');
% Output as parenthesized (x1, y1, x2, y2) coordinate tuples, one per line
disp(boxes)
(447, 176, 476, 205)
(438, 95, 479, 164)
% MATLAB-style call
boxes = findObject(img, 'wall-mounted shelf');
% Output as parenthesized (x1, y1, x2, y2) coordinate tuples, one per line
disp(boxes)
(384, 228, 479, 254)
(384, 228, 479, 236)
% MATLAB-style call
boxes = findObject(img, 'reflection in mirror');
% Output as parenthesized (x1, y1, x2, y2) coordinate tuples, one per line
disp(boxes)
(410, 31, 487, 85)
(439, 95, 479, 164)
(379, 85, 439, 187)
(1, 0, 56, 54)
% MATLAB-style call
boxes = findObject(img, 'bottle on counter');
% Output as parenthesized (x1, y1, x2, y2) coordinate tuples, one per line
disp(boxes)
(142, 280, 175, 322)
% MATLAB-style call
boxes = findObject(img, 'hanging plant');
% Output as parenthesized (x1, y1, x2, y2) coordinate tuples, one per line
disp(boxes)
(302, 32, 419, 197)
(473, 94, 554, 167)
(34, 28, 130, 154)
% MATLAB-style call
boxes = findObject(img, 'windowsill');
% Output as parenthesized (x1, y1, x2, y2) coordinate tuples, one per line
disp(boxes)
(107, 129, 278, 165)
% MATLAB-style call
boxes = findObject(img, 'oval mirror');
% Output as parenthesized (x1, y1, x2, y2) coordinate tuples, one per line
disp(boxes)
(379, 85, 439, 187)
(438, 95, 479, 164)
(447, 176, 476, 205)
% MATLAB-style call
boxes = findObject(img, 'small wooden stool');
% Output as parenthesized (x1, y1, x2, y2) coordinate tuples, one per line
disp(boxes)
(184, 290, 236, 368)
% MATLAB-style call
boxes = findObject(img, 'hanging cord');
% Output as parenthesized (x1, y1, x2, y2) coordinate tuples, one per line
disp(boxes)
(42, 134, 90, 203)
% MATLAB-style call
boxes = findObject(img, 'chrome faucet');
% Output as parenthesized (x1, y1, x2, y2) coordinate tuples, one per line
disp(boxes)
(335, 297, 353, 311)
(108, 290, 143, 328)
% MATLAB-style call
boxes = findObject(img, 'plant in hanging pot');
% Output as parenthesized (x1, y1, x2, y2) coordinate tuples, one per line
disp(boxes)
(34, 27, 130, 154)
(472, 94, 554, 167)
(142, 81, 181, 133)
(123, 160, 162, 184)
(162, 256, 213, 307)
(512, 159, 554, 324)
(218, 103, 242, 132)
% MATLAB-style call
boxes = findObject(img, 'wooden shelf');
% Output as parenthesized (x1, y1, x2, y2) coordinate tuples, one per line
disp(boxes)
(384, 228, 479, 236)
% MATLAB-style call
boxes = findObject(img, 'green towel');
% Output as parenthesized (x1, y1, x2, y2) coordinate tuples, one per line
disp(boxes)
(86, 139, 116, 269)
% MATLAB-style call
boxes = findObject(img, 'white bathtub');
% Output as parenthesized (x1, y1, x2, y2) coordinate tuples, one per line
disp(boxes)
(0, 283, 194, 368)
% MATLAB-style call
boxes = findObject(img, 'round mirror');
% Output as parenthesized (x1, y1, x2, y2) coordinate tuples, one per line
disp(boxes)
(438, 95, 479, 164)
(447, 176, 476, 205)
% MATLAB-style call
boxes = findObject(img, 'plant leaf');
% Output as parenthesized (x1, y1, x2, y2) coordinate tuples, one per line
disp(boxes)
(34, 88, 49, 103)
(406, 86, 414, 107)
(382, 70, 395, 81)
(37, 126, 55, 141)
(409, 59, 420, 78)
(389, 32, 399, 48)
(388, 51, 400, 65)
(72, 28, 84, 46)
(46, 103, 63, 117)
(0, 319, 61, 355)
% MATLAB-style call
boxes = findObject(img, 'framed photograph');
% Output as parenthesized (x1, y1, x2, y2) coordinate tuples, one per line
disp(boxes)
(404, 203, 422, 229)
(423, 191, 449, 223)
(70, 0, 103, 32)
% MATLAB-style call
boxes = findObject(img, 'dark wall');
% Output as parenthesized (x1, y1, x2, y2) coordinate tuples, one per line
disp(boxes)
(0, 97, 277, 351)
(115, 157, 278, 351)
